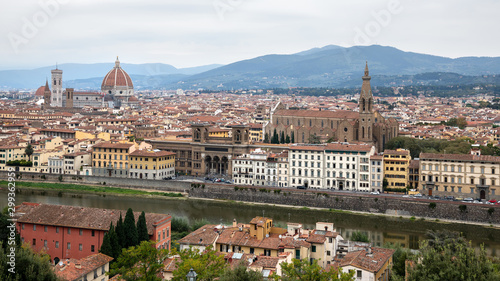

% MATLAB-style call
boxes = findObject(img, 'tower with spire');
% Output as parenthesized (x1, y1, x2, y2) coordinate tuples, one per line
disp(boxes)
(43, 79, 51, 109)
(51, 65, 63, 107)
(358, 62, 375, 143)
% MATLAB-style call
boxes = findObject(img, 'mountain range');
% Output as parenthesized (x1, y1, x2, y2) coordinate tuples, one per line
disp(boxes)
(2, 45, 500, 91)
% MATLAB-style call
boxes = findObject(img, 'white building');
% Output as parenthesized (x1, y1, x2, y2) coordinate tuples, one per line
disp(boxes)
(48, 156, 64, 174)
(63, 152, 92, 175)
(232, 148, 285, 187)
(370, 155, 384, 192)
(276, 151, 289, 188)
(289, 143, 376, 191)
(51, 68, 63, 107)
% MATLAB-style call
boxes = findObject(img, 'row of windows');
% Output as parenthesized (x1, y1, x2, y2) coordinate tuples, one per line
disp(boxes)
(422, 164, 495, 174)
(423, 174, 495, 185)
(25, 224, 95, 236)
(33, 239, 96, 252)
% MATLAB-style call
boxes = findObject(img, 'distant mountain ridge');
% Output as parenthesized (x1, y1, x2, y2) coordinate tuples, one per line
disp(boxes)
(0, 62, 222, 89)
(2, 45, 500, 90)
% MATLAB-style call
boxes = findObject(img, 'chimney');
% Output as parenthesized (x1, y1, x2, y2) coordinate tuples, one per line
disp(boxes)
(324, 226, 328, 231)
(233, 218, 237, 228)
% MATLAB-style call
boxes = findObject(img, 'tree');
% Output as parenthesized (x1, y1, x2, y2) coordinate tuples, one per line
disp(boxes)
(109, 240, 169, 281)
(272, 129, 279, 144)
(0, 209, 20, 250)
(277, 258, 355, 281)
(108, 224, 122, 259)
(382, 178, 389, 190)
(123, 208, 138, 248)
(383, 243, 413, 281)
(406, 237, 500, 281)
(172, 246, 227, 281)
(0, 243, 59, 281)
(24, 144, 33, 161)
(99, 228, 113, 258)
(308, 133, 321, 144)
(285, 134, 291, 144)
(264, 133, 270, 143)
(350, 231, 369, 243)
(280, 131, 285, 144)
(291, 131, 295, 143)
(136, 211, 149, 243)
(115, 213, 126, 249)
(219, 262, 263, 281)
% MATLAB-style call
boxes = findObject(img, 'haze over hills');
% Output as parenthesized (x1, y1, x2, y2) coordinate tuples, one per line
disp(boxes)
(2, 45, 500, 91)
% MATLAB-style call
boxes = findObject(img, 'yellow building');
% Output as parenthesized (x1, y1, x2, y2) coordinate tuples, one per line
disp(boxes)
(0, 145, 28, 171)
(383, 149, 411, 190)
(129, 150, 176, 180)
(208, 128, 230, 138)
(92, 142, 136, 177)
(249, 123, 263, 142)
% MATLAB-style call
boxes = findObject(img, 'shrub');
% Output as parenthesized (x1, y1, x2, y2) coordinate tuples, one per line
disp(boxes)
(374, 198, 378, 202)
(234, 186, 239, 191)
(410, 216, 416, 221)
(41, 175, 46, 180)
(429, 202, 436, 209)
(488, 208, 494, 215)
(58, 175, 63, 182)
(57, 191, 63, 197)
(459, 205, 467, 213)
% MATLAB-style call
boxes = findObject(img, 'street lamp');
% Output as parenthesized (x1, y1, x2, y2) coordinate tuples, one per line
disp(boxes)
(186, 268, 197, 281)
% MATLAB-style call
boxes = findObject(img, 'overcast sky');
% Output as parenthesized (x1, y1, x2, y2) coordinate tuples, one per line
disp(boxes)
(0, 0, 498, 70)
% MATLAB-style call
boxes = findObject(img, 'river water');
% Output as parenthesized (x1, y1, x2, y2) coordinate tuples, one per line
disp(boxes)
(1, 189, 500, 255)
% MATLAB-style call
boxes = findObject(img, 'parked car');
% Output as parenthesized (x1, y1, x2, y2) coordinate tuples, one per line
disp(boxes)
(370, 191, 380, 195)
(463, 197, 474, 202)
(445, 196, 455, 201)
(414, 193, 423, 197)
(297, 185, 307, 190)
(489, 199, 497, 204)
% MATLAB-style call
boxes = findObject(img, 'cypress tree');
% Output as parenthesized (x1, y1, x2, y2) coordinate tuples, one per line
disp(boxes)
(285, 135, 291, 144)
(136, 211, 149, 243)
(291, 131, 295, 143)
(115, 213, 126, 249)
(264, 133, 270, 143)
(272, 129, 278, 144)
(99, 230, 113, 258)
(108, 224, 121, 259)
(280, 131, 285, 144)
(123, 208, 138, 247)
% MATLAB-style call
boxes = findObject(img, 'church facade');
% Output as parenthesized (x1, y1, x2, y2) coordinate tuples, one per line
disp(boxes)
(264, 63, 399, 152)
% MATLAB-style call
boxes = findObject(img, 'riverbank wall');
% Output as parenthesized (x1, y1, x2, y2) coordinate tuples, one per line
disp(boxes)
(189, 184, 500, 224)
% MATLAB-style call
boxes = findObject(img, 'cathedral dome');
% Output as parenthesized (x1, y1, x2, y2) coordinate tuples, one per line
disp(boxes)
(101, 57, 133, 94)
(35, 85, 47, 96)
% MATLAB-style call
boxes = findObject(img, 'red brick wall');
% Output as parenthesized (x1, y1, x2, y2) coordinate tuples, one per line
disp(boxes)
(152, 216, 171, 251)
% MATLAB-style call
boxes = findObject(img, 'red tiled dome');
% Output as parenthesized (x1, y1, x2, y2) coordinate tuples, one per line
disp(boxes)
(101, 57, 133, 89)
(35, 85, 47, 96)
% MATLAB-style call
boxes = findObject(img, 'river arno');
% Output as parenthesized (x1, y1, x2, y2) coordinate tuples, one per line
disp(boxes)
(2, 189, 500, 256)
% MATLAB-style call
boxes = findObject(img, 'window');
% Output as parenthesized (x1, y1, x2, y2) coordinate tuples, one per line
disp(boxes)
(55, 241, 59, 248)
(33, 224, 36, 231)
(79, 244, 83, 251)
(80, 229, 83, 236)
(91, 245, 95, 252)
(312, 245, 316, 252)
(67, 242, 71, 250)
(357, 270, 362, 278)
(44, 226, 47, 232)
(68, 228, 71, 234)
(92, 230, 95, 237)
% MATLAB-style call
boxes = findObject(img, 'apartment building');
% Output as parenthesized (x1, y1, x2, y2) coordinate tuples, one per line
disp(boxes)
(276, 151, 289, 188)
(419, 150, 500, 200)
(232, 148, 283, 186)
(289, 143, 376, 191)
(129, 149, 176, 180)
(91, 142, 136, 177)
(370, 155, 384, 192)
(383, 149, 411, 190)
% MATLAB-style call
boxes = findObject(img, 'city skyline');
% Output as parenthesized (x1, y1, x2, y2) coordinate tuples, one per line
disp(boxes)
(1, 0, 499, 70)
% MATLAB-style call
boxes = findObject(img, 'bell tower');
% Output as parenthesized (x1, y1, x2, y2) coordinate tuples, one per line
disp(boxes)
(358, 62, 374, 142)
(43, 79, 51, 109)
(51, 65, 63, 107)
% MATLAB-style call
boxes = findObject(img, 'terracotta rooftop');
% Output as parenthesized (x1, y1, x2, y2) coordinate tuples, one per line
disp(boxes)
(332, 247, 395, 273)
(274, 109, 359, 119)
(16, 203, 170, 234)
(129, 150, 175, 157)
(177, 224, 219, 246)
(92, 142, 135, 149)
(54, 253, 113, 281)
(420, 152, 500, 163)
